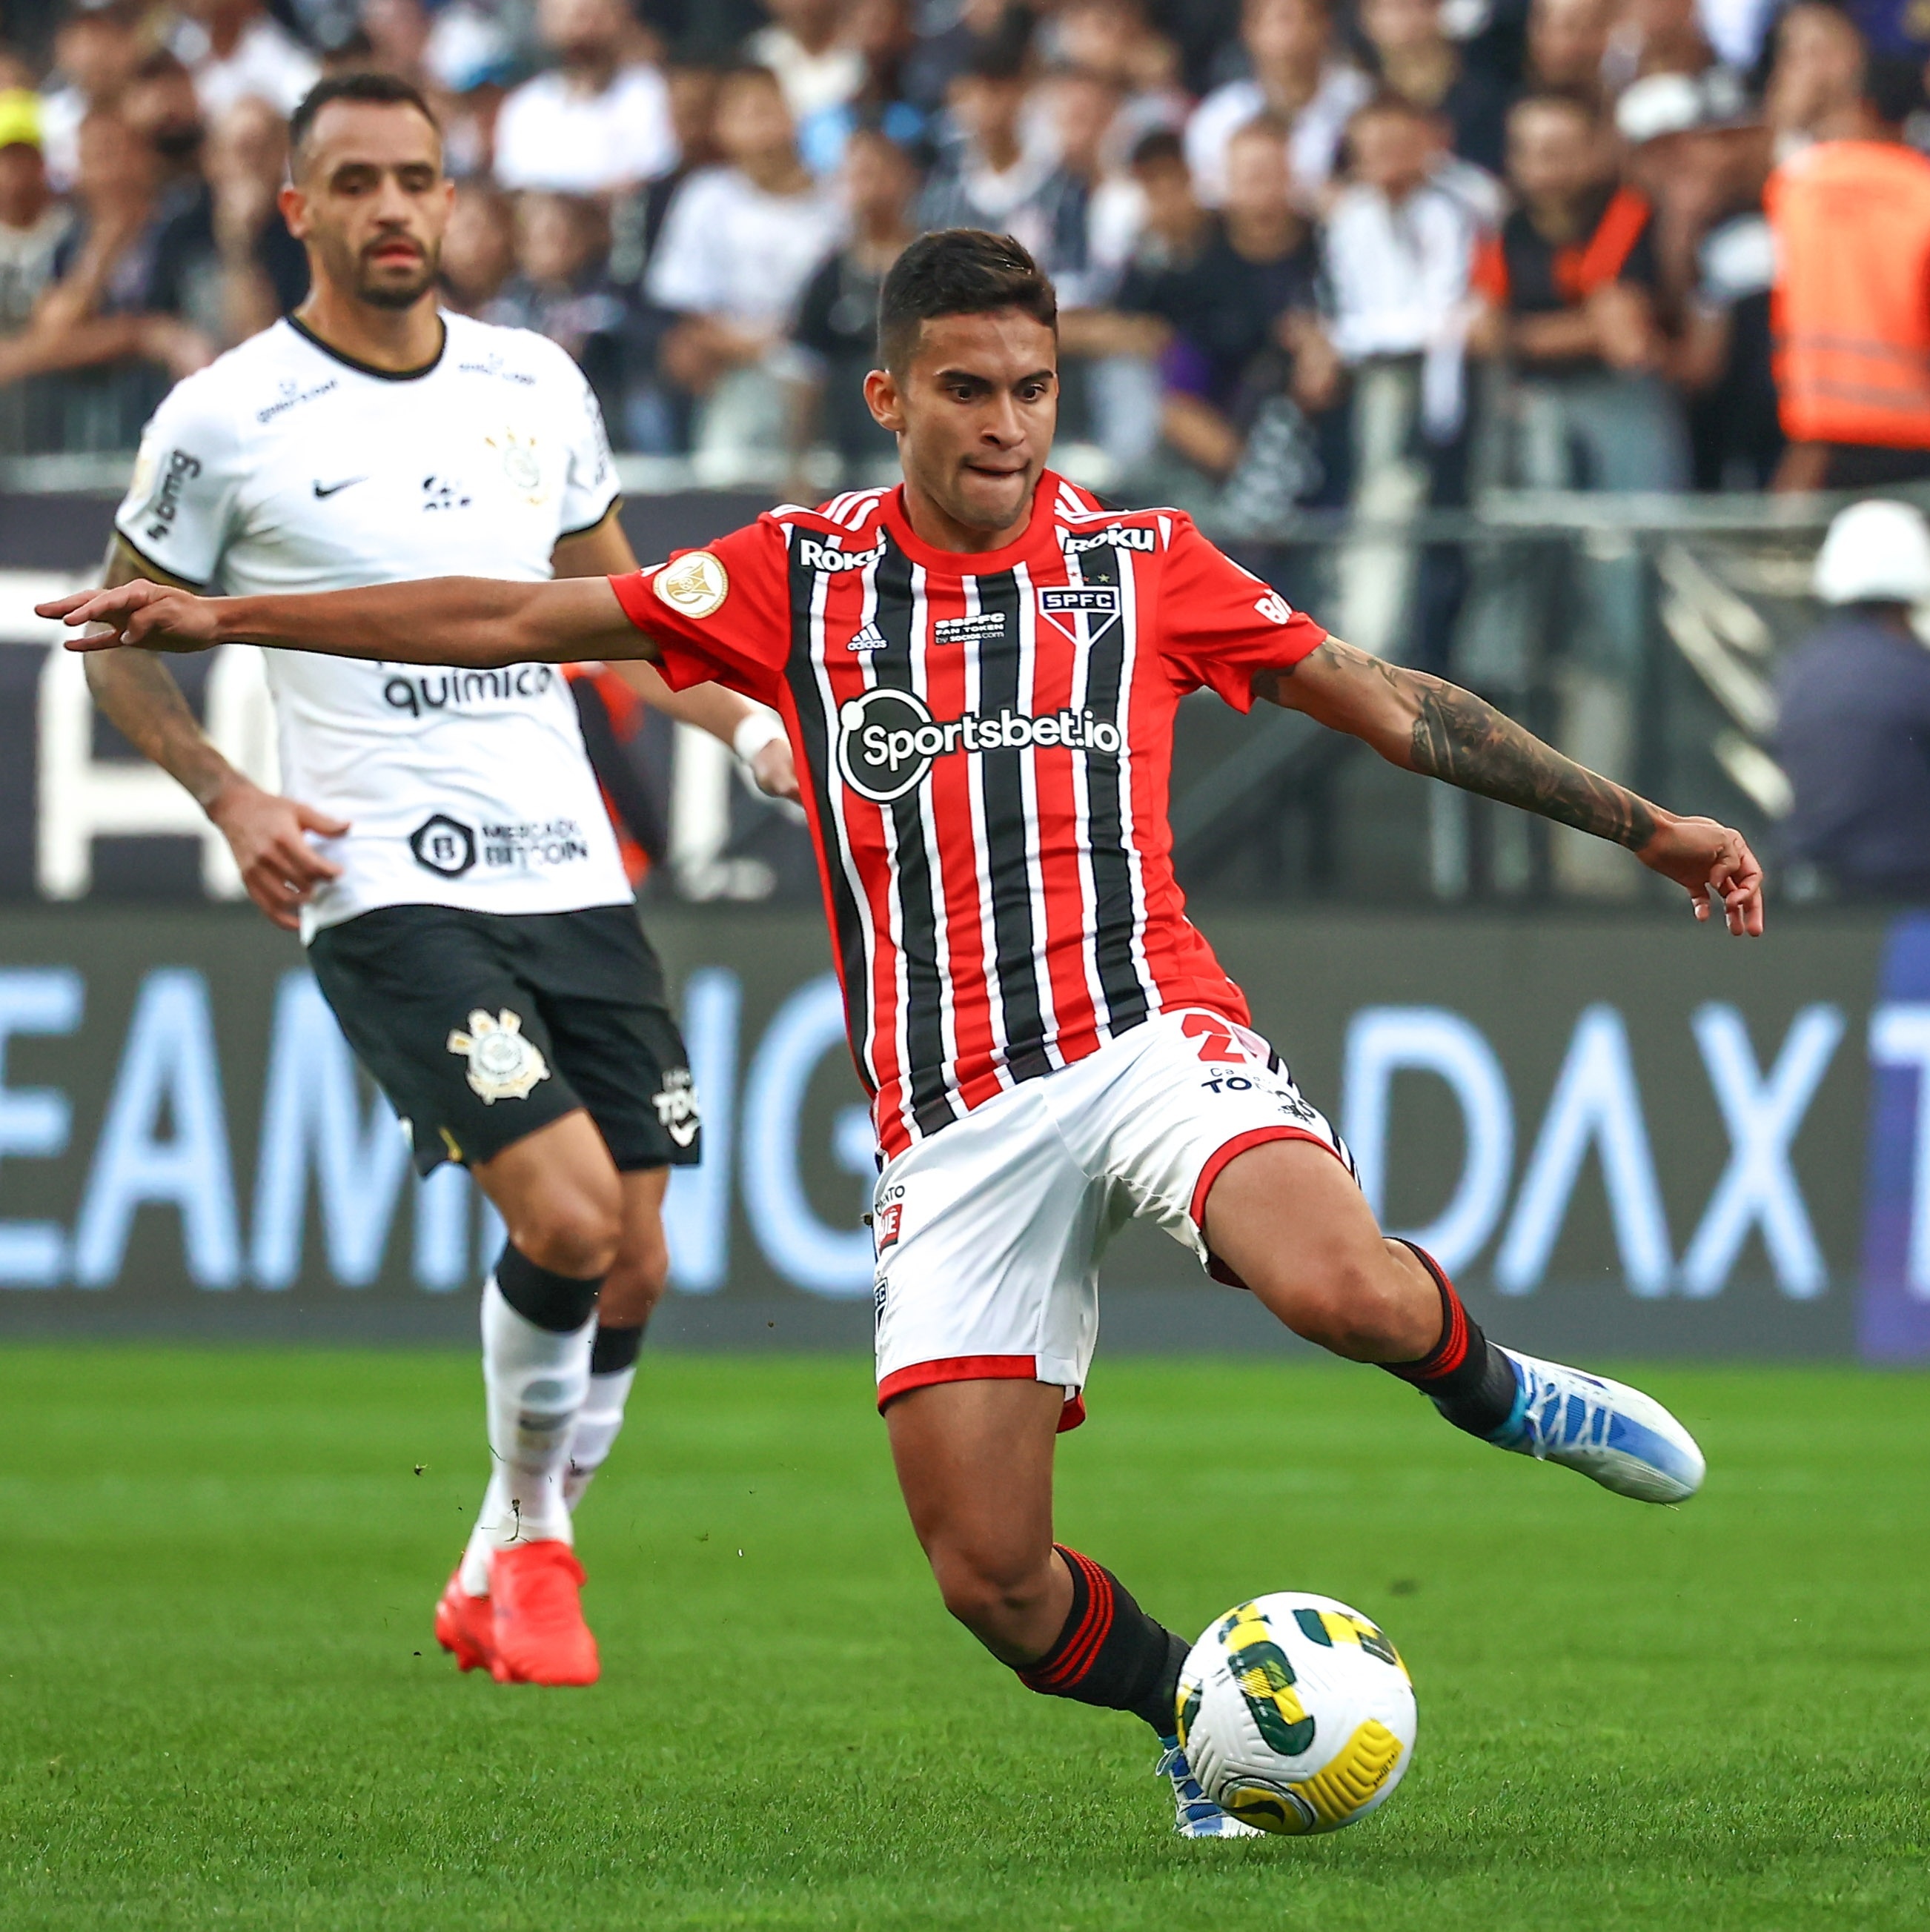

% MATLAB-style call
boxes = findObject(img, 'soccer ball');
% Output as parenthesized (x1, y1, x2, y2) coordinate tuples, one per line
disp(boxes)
(1175, 1591, 1417, 1835)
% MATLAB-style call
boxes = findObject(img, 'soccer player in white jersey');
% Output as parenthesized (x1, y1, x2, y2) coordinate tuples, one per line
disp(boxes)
(54, 230, 1766, 1826)
(79, 73, 798, 1689)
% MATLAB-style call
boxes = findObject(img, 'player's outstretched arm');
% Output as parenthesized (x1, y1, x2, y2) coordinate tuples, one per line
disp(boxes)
(1255, 638, 1765, 936)
(39, 571, 656, 668)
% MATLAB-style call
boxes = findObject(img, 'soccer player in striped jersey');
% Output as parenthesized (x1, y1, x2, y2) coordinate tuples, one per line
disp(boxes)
(50, 229, 1765, 1836)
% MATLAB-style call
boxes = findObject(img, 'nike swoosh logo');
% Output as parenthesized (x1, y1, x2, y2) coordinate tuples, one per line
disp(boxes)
(312, 477, 365, 498)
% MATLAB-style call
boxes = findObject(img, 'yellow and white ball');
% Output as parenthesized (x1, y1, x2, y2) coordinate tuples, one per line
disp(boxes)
(1175, 1591, 1417, 1835)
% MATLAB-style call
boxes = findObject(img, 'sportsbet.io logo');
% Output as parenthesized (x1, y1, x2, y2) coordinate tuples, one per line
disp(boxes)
(835, 686, 1124, 803)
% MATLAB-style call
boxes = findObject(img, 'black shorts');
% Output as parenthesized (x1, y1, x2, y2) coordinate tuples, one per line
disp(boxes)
(308, 903, 698, 1178)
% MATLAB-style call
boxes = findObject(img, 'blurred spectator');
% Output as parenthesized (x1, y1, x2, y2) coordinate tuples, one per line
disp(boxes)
(788, 123, 918, 483)
(1768, 51, 1930, 489)
(793, 0, 926, 174)
(0, 108, 212, 448)
(1321, 91, 1483, 663)
(359, 0, 431, 87)
(1324, 93, 1482, 442)
(38, 2, 144, 190)
(172, 0, 320, 119)
(1470, 90, 1686, 488)
(1776, 499, 1930, 900)
(903, 0, 1031, 115)
(1359, 0, 1513, 176)
(1044, 0, 1189, 139)
(1524, 0, 1610, 96)
(1115, 115, 1334, 501)
(649, 63, 839, 474)
(1620, 67, 1780, 487)
(918, 44, 1090, 286)
(747, 0, 865, 126)
(440, 179, 516, 313)
(1185, 0, 1371, 209)
(614, 60, 722, 277)
(1765, 1, 1868, 156)
(1044, 65, 1138, 296)
(494, 0, 676, 194)
(0, 87, 69, 451)
(202, 95, 307, 336)
(420, 3, 516, 178)
(1601, 0, 1712, 96)
(488, 191, 639, 432)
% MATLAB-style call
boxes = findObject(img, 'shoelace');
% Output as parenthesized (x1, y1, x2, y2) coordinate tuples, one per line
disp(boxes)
(1520, 1368, 1613, 1458)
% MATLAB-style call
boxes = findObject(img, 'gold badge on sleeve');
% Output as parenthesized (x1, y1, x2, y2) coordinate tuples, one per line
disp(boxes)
(653, 550, 729, 619)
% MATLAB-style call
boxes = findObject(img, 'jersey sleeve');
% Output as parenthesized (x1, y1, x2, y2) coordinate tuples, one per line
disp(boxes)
(607, 516, 792, 706)
(553, 352, 620, 537)
(1156, 514, 1328, 711)
(113, 371, 245, 588)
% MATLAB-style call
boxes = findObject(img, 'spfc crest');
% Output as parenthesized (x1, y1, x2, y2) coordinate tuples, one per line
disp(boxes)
(1037, 583, 1121, 645)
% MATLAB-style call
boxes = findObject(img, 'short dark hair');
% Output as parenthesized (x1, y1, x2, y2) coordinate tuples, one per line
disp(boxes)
(1130, 127, 1186, 170)
(878, 228, 1058, 372)
(288, 70, 440, 170)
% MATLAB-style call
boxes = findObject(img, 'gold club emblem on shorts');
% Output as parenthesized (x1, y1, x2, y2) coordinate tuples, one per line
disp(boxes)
(653, 549, 729, 618)
(446, 1008, 551, 1103)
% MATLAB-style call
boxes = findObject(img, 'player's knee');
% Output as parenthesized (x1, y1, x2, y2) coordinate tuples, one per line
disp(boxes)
(600, 1226, 669, 1326)
(1294, 1252, 1422, 1361)
(927, 1541, 1054, 1646)
(509, 1181, 623, 1281)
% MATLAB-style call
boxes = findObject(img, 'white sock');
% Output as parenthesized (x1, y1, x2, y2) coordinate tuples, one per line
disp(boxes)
(457, 1275, 594, 1594)
(563, 1366, 637, 1512)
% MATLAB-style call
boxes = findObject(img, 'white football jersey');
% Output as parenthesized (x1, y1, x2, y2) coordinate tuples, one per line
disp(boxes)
(114, 311, 634, 937)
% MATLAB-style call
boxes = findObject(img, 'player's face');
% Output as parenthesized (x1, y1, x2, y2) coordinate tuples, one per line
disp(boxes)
(866, 309, 1058, 542)
(283, 101, 452, 312)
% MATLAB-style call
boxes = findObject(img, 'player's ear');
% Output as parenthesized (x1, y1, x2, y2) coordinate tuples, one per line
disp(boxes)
(864, 367, 906, 435)
(279, 180, 308, 239)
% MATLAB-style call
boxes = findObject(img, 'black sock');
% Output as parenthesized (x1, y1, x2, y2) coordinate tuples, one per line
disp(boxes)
(1015, 1546, 1190, 1736)
(588, 1321, 645, 1375)
(1379, 1240, 1519, 1438)
(494, 1242, 603, 1333)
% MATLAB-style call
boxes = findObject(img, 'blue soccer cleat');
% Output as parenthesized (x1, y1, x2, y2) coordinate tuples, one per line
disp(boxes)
(1156, 1738, 1263, 1839)
(1485, 1350, 1705, 1504)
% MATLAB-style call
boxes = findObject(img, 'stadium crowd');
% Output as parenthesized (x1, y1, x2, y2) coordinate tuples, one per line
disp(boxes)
(1, 0, 1929, 514)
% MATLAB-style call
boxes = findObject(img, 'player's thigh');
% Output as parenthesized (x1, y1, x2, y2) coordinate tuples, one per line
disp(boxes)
(1201, 1137, 1436, 1358)
(307, 904, 586, 1177)
(519, 906, 703, 1181)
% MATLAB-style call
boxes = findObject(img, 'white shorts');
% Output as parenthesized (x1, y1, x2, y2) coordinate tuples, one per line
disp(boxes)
(871, 1007, 1354, 1430)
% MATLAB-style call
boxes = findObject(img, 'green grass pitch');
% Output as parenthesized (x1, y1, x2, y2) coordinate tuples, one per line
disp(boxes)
(1, 1347, 1925, 1931)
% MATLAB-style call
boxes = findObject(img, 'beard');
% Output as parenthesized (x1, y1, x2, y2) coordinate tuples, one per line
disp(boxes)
(359, 253, 442, 309)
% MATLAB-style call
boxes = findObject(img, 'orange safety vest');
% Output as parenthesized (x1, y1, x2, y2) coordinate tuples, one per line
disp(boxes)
(1768, 140, 1930, 448)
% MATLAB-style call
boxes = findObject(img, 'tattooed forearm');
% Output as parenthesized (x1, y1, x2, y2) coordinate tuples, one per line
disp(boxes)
(1407, 678, 1657, 851)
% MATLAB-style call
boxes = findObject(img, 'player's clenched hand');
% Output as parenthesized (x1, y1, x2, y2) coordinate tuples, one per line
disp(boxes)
(1636, 814, 1765, 937)
(748, 735, 801, 803)
(207, 776, 349, 932)
(38, 580, 222, 653)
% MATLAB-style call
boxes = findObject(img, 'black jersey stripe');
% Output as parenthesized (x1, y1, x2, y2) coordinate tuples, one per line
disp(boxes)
(973, 566, 1052, 1083)
(1070, 540, 1150, 1032)
(866, 540, 956, 1134)
(783, 537, 875, 1092)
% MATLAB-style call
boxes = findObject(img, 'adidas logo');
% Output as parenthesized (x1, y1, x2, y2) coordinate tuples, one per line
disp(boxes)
(846, 623, 887, 654)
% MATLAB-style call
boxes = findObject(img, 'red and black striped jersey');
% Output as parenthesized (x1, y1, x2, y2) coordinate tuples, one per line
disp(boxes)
(611, 471, 1327, 1158)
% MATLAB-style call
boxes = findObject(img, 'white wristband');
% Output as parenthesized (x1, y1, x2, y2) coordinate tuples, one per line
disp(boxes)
(732, 711, 786, 766)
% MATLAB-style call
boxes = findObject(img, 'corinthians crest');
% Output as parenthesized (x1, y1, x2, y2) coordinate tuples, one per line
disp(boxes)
(446, 1008, 551, 1103)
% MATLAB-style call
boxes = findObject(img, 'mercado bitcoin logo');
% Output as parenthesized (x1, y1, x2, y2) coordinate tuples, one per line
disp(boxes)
(835, 686, 1124, 803)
